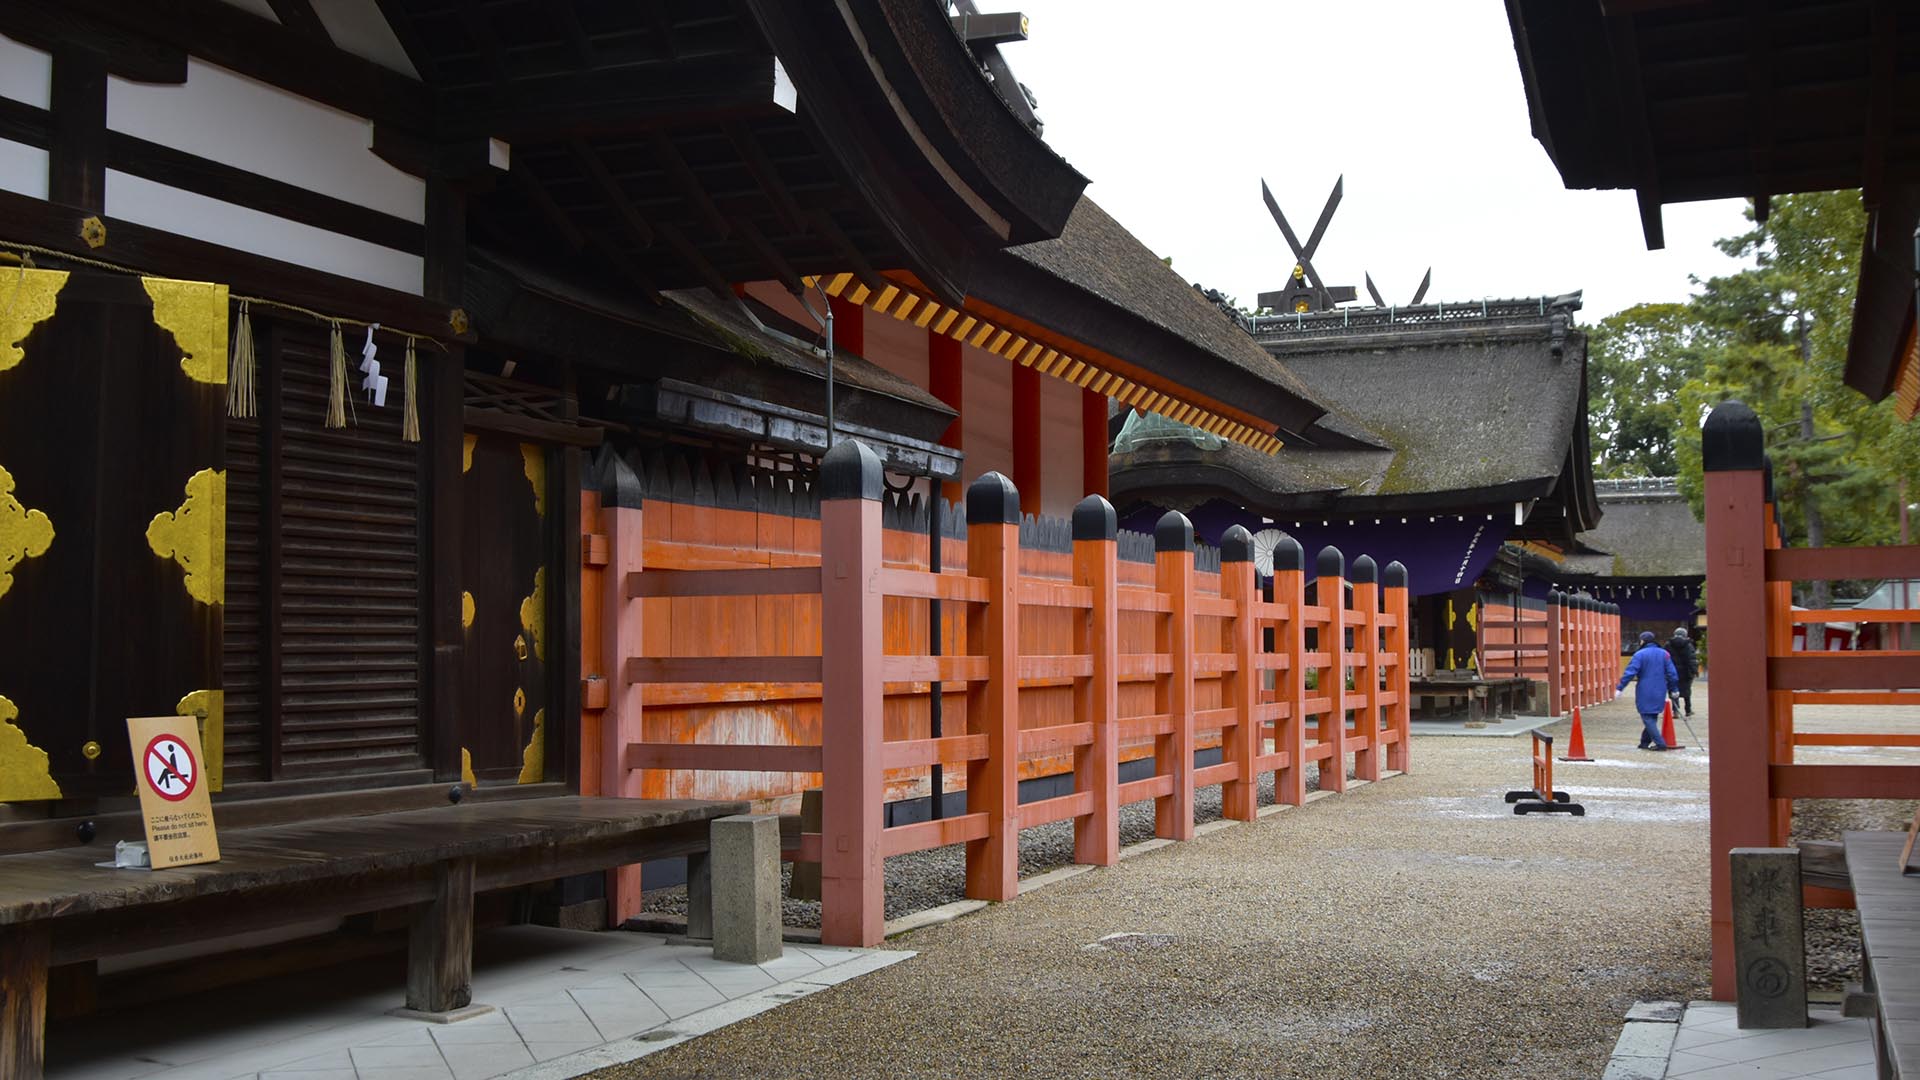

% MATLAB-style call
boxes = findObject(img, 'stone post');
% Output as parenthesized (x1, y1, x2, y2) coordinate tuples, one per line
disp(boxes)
(710, 815, 783, 964)
(1730, 847, 1806, 1028)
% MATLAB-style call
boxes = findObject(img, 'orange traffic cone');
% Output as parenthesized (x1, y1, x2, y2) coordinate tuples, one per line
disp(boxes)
(1660, 698, 1685, 750)
(1560, 706, 1593, 762)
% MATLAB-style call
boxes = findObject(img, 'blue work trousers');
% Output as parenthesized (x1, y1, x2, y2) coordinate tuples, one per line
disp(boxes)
(1637, 712, 1668, 750)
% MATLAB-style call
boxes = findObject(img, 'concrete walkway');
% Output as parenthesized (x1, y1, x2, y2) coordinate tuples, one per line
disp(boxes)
(48, 927, 909, 1080)
(1602, 1000, 1874, 1079)
(596, 691, 1724, 1080)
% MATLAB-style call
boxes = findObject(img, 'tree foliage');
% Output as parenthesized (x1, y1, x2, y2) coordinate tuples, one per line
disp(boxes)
(1589, 192, 1920, 561)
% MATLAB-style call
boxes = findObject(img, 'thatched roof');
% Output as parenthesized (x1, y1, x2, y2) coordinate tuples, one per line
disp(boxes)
(1111, 294, 1598, 536)
(1562, 479, 1706, 579)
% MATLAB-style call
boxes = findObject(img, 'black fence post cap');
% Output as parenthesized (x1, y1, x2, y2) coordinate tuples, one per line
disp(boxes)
(1316, 545, 1344, 579)
(966, 471, 1019, 525)
(1383, 561, 1407, 589)
(1220, 524, 1254, 563)
(1272, 534, 1303, 572)
(1350, 554, 1377, 584)
(1702, 400, 1766, 472)
(821, 439, 883, 501)
(1154, 511, 1194, 553)
(1071, 495, 1116, 541)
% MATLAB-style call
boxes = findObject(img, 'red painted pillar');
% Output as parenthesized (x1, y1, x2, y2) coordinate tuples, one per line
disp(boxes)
(1081, 389, 1109, 499)
(600, 453, 646, 927)
(1221, 526, 1259, 821)
(1316, 546, 1348, 794)
(966, 471, 1021, 901)
(1272, 536, 1308, 805)
(930, 331, 963, 507)
(819, 440, 886, 947)
(1013, 365, 1042, 516)
(1764, 503, 1794, 847)
(830, 295, 865, 356)
(1352, 555, 1382, 783)
(1154, 511, 1196, 840)
(1702, 401, 1772, 1001)
(1384, 561, 1412, 773)
(1072, 495, 1119, 865)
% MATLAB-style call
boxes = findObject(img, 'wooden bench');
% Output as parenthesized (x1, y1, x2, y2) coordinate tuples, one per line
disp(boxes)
(1843, 831, 1920, 1078)
(1409, 676, 1534, 721)
(0, 795, 744, 1079)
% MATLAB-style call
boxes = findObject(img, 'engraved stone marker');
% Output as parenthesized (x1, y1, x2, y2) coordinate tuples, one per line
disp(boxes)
(1730, 847, 1806, 1028)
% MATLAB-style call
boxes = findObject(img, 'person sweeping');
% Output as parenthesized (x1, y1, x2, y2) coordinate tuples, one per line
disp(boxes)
(1666, 626, 1697, 717)
(1617, 631, 1680, 751)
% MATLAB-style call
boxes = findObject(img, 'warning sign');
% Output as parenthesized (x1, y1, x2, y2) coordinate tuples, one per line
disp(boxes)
(127, 716, 220, 868)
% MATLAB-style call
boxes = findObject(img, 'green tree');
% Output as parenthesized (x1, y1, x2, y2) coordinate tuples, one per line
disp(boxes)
(1660, 191, 1920, 600)
(1587, 302, 1708, 477)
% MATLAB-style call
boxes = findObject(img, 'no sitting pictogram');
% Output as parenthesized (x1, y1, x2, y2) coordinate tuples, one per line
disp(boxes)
(143, 734, 198, 802)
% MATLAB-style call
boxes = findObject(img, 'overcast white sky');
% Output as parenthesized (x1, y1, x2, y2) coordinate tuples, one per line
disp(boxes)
(993, 0, 1752, 323)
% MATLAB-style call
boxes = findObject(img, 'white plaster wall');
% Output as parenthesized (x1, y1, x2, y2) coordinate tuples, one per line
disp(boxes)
(1039, 374, 1085, 518)
(961, 343, 1013, 487)
(106, 170, 424, 293)
(0, 138, 47, 201)
(313, 0, 422, 79)
(0, 33, 50, 108)
(108, 58, 424, 224)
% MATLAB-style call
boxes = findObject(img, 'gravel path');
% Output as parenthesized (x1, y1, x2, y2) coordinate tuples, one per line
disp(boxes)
(603, 691, 1722, 1080)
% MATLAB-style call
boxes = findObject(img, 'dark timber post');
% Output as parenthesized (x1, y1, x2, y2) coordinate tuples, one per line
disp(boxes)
(405, 858, 476, 1015)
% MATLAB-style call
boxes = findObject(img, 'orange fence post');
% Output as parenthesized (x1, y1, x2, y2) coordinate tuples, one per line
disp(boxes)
(966, 472, 1021, 901)
(819, 441, 887, 947)
(1154, 512, 1197, 840)
(1702, 401, 1774, 1001)
(1316, 546, 1348, 794)
(1273, 536, 1309, 806)
(1221, 526, 1260, 821)
(1764, 496, 1794, 847)
(1384, 561, 1411, 774)
(1352, 555, 1382, 784)
(598, 452, 646, 927)
(1072, 495, 1120, 865)
(1546, 592, 1562, 715)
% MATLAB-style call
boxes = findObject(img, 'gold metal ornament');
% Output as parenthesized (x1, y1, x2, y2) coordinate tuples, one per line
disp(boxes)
(512, 686, 526, 719)
(176, 688, 224, 793)
(518, 565, 546, 662)
(460, 747, 476, 787)
(81, 740, 101, 760)
(513, 633, 529, 661)
(0, 464, 53, 601)
(520, 443, 546, 516)
(461, 590, 475, 629)
(0, 695, 61, 800)
(146, 468, 227, 607)
(79, 216, 107, 249)
(462, 433, 476, 474)
(517, 708, 545, 784)
(141, 278, 230, 385)
(448, 308, 470, 335)
(1, 267, 69, 373)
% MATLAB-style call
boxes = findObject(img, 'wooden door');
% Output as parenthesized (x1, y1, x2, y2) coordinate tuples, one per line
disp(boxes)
(0, 271, 224, 801)
(458, 431, 555, 782)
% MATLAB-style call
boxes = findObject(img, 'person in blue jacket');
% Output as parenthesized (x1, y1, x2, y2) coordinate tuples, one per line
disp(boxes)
(1618, 631, 1680, 751)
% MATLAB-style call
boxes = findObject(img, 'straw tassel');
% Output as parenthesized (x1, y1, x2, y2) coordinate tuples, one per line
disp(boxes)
(326, 320, 348, 428)
(402, 336, 420, 443)
(226, 300, 257, 419)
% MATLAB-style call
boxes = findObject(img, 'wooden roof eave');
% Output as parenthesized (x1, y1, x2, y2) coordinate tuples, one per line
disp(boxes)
(743, 0, 1089, 297)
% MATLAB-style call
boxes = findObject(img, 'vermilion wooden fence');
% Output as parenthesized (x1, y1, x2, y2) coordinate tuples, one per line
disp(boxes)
(1479, 593, 1617, 716)
(585, 441, 1413, 945)
(1703, 400, 1920, 1000)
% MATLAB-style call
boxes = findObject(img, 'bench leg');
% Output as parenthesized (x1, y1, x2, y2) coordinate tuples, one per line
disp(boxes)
(710, 815, 782, 964)
(686, 849, 713, 941)
(407, 858, 475, 1015)
(1, 927, 48, 1080)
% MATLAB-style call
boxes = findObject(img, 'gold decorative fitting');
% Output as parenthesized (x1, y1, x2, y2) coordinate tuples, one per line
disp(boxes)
(517, 708, 545, 784)
(518, 565, 546, 662)
(0, 464, 53, 601)
(176, 689, 224, 793)
(520, 443, 546, 517)
(448, 308, 470, 335)
(81, 740, 101, 760)
(460, 747, 476, 787)
(1, 267, 69, 373)
(512, 686, 526, 719)
(513, 633, 529, 661)
(142, 278, 230, 386)
(146, 468, 226, 607)
(461, 590, 475, 629)
(0, 695, 61, 801)
(79, 216, 107, 249)
(462, 433, 476, 474)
